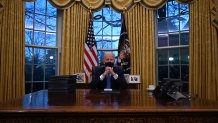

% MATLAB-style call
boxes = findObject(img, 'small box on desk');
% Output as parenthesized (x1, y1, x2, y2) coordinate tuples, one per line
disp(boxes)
(48, 75, 76, 94)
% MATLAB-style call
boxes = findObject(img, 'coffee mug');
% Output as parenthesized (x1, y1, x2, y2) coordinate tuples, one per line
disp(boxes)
(148, 85, 155, 89)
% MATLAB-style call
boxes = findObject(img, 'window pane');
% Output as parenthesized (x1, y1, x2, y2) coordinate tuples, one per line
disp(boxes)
(169, 65, 180, 78)
(97, 51, 105, 65)
(32, 82, 45, 92)
(180, 32, 189, 45)
(34, 31, 45, 45)
(112, 25, 121, 35)
(180, 48, 189, 64)
(112, 51, 118, 57)
(103, 8, 111, 21)
(102, 41, 111, 49)
(93, 21, 102, 35)
(103, 22, 111, 35)
(33, 65, 44, 81)
(158, 49, 168, 65)
(168, 1, 179, 16)
(169, 48, 179, 64)
(25, 2, 34, 13)
(113, 51, 118, 64)
(111, 11, 121, 21)
(25, 64, 32, 81)
(34, 15, 45, 30)
(47, 1, 57, 16)
(102, 36, 111, 49)
(45, 65, 55, 81)
(34, 48, 45, 64)
(180, 4, 189, 15)
(112, 36, 119, 49)
(46, 16, 56, 32)
(35, 0, 46, 15)
(169, 33, 179, 46)
(25, 13, 34, 29)
(25, 47, 33, 63)
(158, 18, 168, 33)
(94, 11, 103, 21)
(167, 17, 179, 32)
(45, 49, 56, 64)
(157, 5, 167, 18)
(181, 65, 189, 81)
(25, 29, 33, 44)
(158, 66, 168, 81)
(96, 36, 102, 49)
(45, 32, 56, 46)
(180, 14, 189, 31)
(158, 34, 168, 47)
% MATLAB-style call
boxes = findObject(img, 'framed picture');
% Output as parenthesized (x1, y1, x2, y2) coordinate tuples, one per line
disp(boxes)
(124, 74, 129, 83)
(129, 75, 140, 83)
(76, 73, 85, 83)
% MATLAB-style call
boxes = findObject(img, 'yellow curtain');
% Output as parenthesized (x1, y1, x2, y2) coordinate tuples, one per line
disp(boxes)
(210, 0, 218, 29)
(0, 2, 3, 12)
(189, 0, 218, 101)
(124, 4, 156, 90)
(60, 2, 89, 75)
(0, 0, 25, 101)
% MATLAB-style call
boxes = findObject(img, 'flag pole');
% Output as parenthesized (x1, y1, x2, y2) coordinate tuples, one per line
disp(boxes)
(84, 6, 98, 83)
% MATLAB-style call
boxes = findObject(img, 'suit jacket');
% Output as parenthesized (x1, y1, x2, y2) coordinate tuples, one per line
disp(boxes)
(90, 66, 128, 90)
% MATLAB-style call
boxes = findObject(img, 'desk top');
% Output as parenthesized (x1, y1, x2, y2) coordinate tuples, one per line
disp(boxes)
(0, 89, 218, 113)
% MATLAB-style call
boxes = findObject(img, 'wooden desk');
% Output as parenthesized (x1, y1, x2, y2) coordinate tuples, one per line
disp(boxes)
(76, 83, 139, 89)
(0, 89, 218, 123)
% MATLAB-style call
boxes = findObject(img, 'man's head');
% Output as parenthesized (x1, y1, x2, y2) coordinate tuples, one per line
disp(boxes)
(118, 51, 126, 60)
(103, 52, 115, 67)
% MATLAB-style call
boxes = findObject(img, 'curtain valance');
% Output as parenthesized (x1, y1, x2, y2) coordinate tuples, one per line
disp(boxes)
(175, 0, 194, 4)
(45, 0, 194, 12)
(47, 0, 76, 9)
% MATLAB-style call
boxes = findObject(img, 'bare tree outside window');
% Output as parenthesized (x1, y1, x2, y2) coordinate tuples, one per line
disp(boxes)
(25, 0, 57, 94)
(157, 0, 189, 92)
(93, 7, 122, 64)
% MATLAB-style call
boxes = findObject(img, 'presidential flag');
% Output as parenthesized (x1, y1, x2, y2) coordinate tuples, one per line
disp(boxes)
(84, 14, 98, 82)
(117, 14, 130, 74)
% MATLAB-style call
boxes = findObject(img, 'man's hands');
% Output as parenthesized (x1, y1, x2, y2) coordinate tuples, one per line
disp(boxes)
(103, 67, 116, 76)
(100, 67, 118, 81)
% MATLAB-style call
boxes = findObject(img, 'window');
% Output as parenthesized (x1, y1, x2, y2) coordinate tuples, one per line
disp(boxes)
(25, 0, 57, 93)
(93, 7, 122, 64)
(157, 0, 189, 92)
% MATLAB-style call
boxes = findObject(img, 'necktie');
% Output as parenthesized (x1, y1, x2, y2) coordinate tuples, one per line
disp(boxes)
(106, 74, 111, 89)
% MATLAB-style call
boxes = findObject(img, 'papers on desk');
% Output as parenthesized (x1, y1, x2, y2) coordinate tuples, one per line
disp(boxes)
(102, 88, 121, 94)
(104, 88, 112, 91)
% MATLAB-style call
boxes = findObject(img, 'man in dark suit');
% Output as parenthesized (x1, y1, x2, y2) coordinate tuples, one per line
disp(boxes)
(90, 52, 128, 90)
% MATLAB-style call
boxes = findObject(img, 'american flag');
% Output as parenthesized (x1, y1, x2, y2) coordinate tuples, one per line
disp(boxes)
(84, 14, 98, 82)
